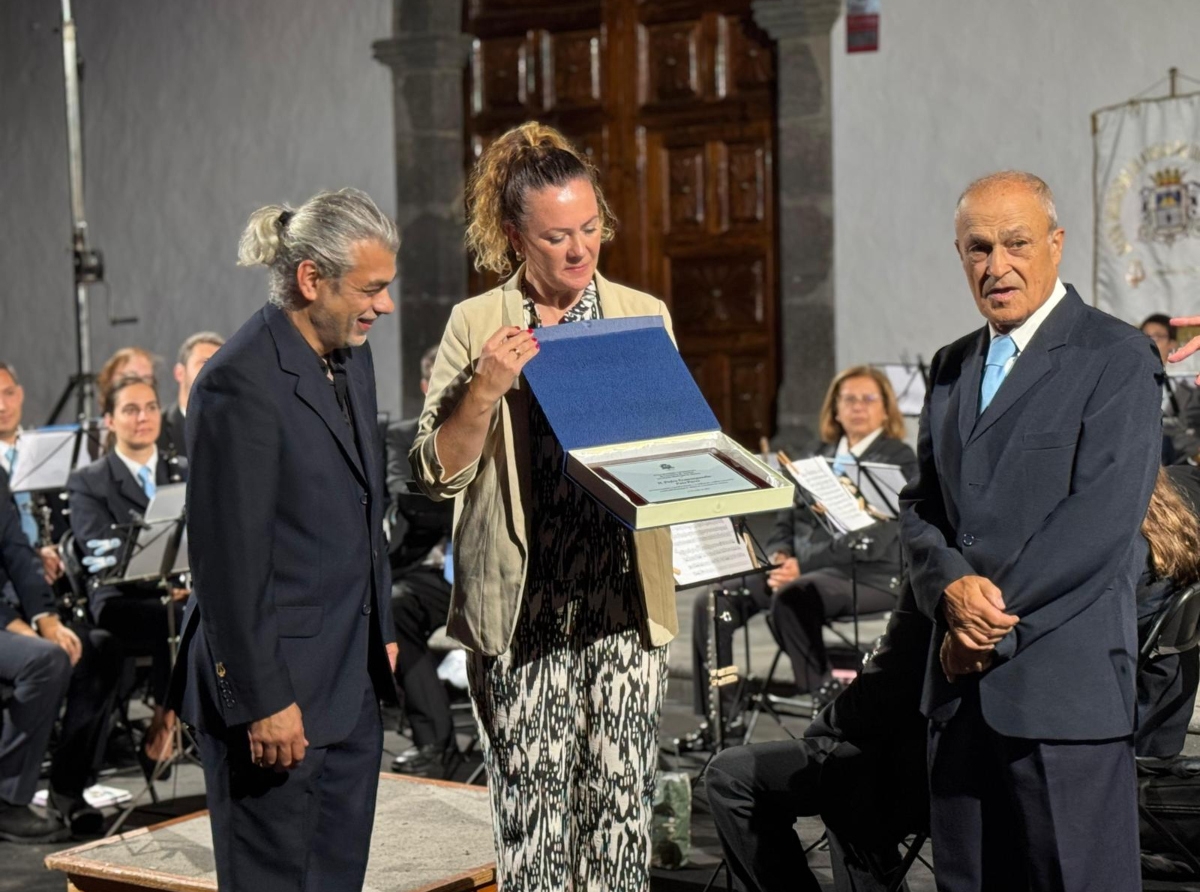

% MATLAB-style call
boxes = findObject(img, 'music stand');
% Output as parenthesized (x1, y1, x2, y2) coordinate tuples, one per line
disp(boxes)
(877, 363, 927, 417)
(103, 484, 191, 836)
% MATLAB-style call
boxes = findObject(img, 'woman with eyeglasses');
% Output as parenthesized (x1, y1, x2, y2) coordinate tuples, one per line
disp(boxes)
(683, 366, 916, 748)
(767, 365, 916, 703)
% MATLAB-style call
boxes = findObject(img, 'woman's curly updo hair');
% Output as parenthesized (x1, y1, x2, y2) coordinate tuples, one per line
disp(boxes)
(464, 122, 617, 276)
(237, 188, 399, 311)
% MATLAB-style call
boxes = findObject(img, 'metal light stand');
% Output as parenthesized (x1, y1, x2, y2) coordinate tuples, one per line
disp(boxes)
(49, 0, 104, 426)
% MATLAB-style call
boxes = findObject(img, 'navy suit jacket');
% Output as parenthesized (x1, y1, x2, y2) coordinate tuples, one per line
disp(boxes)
(0, 470, 56, 628)
(900, 286, 1163, 740)
(171, 303, 395, 748)
(67, 451, 181, 621)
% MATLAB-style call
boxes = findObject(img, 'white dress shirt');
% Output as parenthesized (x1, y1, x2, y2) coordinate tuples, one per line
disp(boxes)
(986, 278, 1067, 374)
(114, 446, 159, 490)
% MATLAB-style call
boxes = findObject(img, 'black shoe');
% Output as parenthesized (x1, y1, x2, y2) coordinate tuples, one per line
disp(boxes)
(0, 802, 70, 844)
(391, 742, 456, 778)
(810, 678, 845, 718)
(138, 746, 172, 783)
(671, 722, 714, 754)
(48, 789, 104, 837)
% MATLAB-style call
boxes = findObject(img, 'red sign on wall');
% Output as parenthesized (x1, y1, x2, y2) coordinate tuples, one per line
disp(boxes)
(846, 0, 880, 53)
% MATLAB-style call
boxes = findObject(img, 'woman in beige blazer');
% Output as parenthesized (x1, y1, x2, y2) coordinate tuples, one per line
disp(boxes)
(410, 122, 676, 890)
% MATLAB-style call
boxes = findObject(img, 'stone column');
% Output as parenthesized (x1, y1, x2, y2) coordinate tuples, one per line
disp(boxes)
(752, 0, 841, 447)
(374, 0, 472, 419)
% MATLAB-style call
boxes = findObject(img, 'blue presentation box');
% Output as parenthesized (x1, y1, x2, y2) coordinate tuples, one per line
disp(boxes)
(522, 316, 794, 529)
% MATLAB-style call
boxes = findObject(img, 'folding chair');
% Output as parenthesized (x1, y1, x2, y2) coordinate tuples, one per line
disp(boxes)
(1136, 582, 1200, 876)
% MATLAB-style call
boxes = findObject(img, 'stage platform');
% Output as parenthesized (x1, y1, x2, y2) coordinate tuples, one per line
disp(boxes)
(44, 774, 496, 892)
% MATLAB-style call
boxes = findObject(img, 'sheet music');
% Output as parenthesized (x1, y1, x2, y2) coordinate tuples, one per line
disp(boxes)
(786, 457, 876, 534)
(8, 429, 80, 492)
(825, 459, 908, 520)
(671, 517, 756, 587)
(879, 363, 927, 416)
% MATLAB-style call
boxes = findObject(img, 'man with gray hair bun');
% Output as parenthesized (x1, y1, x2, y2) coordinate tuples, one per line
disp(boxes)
(169, 188, 400, 891)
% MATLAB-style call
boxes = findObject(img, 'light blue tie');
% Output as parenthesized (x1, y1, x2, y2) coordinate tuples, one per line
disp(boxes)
(832, 453, 855, 477)
(6, 445, 39, 546)
(137, 465, 156, 501)
(979, 335, 1017, 415)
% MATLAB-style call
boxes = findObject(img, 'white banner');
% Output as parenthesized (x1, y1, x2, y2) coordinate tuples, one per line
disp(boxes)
(1093, 92, 1200, 338)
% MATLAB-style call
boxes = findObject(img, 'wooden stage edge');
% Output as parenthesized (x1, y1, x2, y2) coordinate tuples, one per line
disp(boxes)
(45, 773, 498, 892)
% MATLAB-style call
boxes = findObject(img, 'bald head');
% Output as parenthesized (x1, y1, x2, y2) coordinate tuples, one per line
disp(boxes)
(955, 171, 1058, 232)
(953, 171, 1065, 335)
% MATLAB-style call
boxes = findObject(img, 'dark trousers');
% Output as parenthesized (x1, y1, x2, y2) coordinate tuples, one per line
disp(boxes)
(691, 581, 772, 716)
(197, 685, 383, 892)
(97, 595, 184, 705)
(0, 630, 70, 805)
(771, 570, 897, 693)
(391, 567, 453, 747)
(0, 625, 120, 805)
(929, 692, 1141, 892)
(51, 626, 123, 797)
(707, 739, 910, 892)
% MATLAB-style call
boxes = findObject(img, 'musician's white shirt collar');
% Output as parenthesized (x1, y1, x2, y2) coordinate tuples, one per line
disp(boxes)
(114, 445, 159, 487)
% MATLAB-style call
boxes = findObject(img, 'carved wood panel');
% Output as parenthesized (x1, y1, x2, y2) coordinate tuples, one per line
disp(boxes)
(640, 20, 703, 105)
(465, 1, 778, 445)
(667, 255, 764, 333)
(544, 29, 603, 111)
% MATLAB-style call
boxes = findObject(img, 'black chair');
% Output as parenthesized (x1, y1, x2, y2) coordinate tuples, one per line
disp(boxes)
(1136, 582, 1200, 877)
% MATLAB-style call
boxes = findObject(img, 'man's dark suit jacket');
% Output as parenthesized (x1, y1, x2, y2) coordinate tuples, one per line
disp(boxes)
(384, 419, 452, 578)
(172, 303, 395, 748)
(66, 452, 180, 621)
(157, 404, 187, 460)
(0, 471, 56, 629)
(900, 286, 1162, 741)
(768, 436, 917, 594)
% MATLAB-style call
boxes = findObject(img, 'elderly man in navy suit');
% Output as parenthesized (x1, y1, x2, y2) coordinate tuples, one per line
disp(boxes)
(900, 171, 1162, 891)
(171, 189, 399, 892)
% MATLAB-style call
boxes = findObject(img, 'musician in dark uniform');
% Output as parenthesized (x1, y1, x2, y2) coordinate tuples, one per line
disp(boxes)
(683, 366, 915, 748)
(0, 468, 122, 840)
(157, 332, 224, 461)
(170, 189, 399, 892)
(385, 345, 456, 777)
(68, 374, 188, 780)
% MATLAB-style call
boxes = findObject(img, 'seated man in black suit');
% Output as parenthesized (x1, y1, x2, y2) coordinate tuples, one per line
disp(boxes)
(684, 367, 916, 748)
(707, 468, 1200, 892)
(386, 345, 456, 776)
(0, 467, 122, 840)
(69, 374, 188, 780)
(157, 332, 224, 461)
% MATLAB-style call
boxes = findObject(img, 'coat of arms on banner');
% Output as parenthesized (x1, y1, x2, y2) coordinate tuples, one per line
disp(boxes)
(1093, 90, 1200, 374)
(1139, 167, 1200, 244)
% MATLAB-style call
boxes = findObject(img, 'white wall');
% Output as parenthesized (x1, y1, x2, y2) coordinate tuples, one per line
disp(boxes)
(0, 0, 399, 422)
(830, 0, 1200, 369)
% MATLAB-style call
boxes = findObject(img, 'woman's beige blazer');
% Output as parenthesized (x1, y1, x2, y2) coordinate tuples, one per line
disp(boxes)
(410, 268, 678, 656)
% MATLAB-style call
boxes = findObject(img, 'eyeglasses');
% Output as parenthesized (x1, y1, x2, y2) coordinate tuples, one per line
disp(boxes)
(837, 394, 882, 407)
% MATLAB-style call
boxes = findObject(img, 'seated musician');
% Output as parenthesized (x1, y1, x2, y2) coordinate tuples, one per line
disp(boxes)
(385, 346, 456, 777)
(0, 467, 123, 841)
(1141, 314, 1198, 463)
(0, 361, 66, 583)
(158, 332, 224, 461)
(683, 367, 915, 749)
(67, 374, 187, 780)
(706, 467, 1200, 892)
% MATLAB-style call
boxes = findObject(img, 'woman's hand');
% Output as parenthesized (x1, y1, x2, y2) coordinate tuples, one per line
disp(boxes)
(471, 326, 540, 404)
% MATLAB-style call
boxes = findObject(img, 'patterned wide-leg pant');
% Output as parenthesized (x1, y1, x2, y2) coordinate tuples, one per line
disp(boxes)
(468, 576, 668, 891)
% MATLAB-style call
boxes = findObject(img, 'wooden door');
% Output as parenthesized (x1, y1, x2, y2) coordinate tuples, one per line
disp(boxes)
(464, 0, 778, 445)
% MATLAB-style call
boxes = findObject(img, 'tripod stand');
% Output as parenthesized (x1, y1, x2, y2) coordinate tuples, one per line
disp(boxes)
(103, 505, 199, 836)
